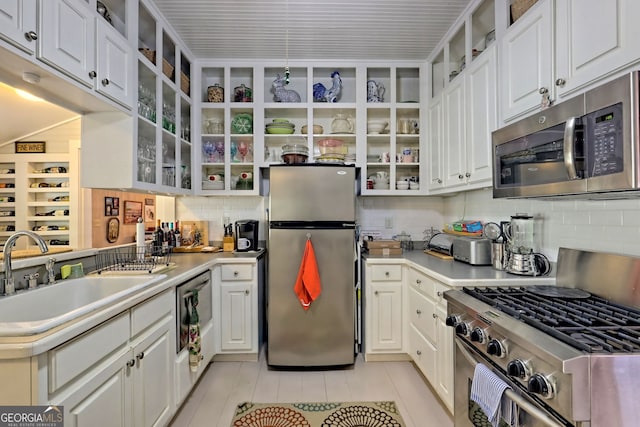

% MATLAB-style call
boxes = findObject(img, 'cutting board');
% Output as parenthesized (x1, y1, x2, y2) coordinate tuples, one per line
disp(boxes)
(424, 249, 454, 260)
(173, 245, 222, 253)
(0, 247, 72, 260)
(179, 221, 209, 247)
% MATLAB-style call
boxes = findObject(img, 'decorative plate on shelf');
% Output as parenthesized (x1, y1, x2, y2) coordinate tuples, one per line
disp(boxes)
(231, 113, 253, 134)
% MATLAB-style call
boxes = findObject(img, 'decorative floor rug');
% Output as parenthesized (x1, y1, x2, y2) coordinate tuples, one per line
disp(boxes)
(231, 401, 406, 427)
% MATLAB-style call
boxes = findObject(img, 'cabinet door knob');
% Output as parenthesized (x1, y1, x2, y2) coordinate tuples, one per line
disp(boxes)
(136, 352, 145, 360)
(555, 78, 566, 87)
(384, 271, 390, 276)
(244, 289, 250, 295)
(433, 313, 438, 319)
(437, 178, 442, 184)
(416, 279, 421, 284)
(437, 291, 443, 297)
(126, 359, 135, 367)
(234, 271, 239, 276)
(416, 309, 422, 315)
(458, 174, 464, 180)
(538, 87, 549, 94)
(416, 350, 422, 356)
(88, 71, 97, 79)
(465, 172, 471, 178)
(374, 290, 379, 296)
(101, 78, 110, 86)
(24, 31, 38, 41)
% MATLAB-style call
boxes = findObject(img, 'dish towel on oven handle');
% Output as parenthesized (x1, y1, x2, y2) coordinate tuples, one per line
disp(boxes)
(294, 239, 322, 310)
(188, 290, 202, 372)
(471, 363, 517, 427)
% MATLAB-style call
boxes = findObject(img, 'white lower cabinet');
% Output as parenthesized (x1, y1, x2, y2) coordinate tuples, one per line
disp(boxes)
(213, 262, 259, 357)
(49, 290, 175, 427)
(406, 267, 454, 413)
(365, 262, 404, 356)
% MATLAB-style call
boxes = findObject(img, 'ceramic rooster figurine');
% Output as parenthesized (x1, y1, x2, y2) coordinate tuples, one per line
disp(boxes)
(313, 70, 342, 103)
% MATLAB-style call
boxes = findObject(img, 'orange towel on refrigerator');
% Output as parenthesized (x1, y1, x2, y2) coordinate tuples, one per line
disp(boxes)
(294, 239, 321, 310)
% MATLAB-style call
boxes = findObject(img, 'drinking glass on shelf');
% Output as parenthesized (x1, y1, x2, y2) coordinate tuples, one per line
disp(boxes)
(238, 141, 249, 162)
(215, 140, 225, 163)
(230, 142, 238, 163)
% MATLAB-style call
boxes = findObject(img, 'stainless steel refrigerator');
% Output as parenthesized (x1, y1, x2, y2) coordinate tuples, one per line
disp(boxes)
(267, 164, 357, 367)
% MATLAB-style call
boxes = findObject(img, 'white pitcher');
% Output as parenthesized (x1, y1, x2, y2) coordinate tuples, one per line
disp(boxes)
(375, 171, 389, 183)
(331, 113, 354, 133)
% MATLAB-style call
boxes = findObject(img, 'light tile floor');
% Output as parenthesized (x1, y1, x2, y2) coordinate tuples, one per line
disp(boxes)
(169, 352, 454, 427)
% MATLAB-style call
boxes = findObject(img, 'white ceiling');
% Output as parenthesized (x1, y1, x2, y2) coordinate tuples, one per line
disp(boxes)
(151, 0, 472, 60)
(0, 82, 79, 146)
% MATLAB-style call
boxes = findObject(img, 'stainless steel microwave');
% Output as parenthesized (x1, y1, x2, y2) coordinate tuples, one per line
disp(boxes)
(492, 71, 640, 198)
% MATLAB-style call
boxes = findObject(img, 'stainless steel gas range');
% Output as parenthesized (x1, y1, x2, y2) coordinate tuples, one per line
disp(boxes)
(445, 247, 640, 427)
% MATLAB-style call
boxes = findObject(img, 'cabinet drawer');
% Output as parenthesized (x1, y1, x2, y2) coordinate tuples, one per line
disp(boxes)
(434, 282, 450, 305)
(407, 268, 435, 298)
(48, 312, 129, 393)
(369, 264, 402, 281)
(131, 289, 173, 337)
(220, 264, 253, 281)
(408, 286, 437, 343)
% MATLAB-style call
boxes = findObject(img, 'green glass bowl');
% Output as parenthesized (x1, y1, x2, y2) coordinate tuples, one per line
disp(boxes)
(266, 126, 295, 134)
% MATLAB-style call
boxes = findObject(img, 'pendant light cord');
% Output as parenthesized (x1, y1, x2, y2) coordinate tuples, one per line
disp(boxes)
(285, 0, 290, 84)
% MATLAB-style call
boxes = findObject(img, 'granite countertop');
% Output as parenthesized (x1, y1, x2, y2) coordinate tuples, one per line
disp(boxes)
(364, 249, 556, 287)
(0, 250, 264, 359)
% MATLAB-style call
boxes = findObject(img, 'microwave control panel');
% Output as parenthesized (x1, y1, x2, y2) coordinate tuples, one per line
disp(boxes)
(585, 102, 624, 177)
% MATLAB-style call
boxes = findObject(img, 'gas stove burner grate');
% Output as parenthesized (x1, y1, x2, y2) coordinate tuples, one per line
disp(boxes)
(464, 286, 640, 353)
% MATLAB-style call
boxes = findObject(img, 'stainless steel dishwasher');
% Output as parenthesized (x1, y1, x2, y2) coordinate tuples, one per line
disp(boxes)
(176, 271, 212, 353)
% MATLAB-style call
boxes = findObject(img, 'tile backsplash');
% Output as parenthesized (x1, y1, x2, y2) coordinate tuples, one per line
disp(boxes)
(442, 188, 640, 261)
(177, 187, 640, 261)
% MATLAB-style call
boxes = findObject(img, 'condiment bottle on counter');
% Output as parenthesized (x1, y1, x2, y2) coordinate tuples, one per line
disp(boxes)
(223, 224, 235, 252)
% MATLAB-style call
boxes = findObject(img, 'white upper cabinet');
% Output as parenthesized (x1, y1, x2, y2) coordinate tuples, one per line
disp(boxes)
(95, 18, 131, 105)
(500, 0, 640, 122)
(499, 0, 553, 122)
(464, 45, 496, 185)
(427, 0, 496, 193)
(39, 0, 96, 88)
(554, 0, 640, 97)
(0, 0, 37, 53)
(37, 0, 133, 108)
(427, 95, 444, 191)
(443, 75, 466, 188)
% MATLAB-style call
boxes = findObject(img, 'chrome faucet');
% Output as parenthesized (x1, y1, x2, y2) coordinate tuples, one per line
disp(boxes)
(46, 257, 56, 285)
(2, 231, 49, 295)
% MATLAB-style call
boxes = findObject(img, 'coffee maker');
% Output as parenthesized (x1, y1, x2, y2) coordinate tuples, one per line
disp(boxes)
(235, 219, 259, 252)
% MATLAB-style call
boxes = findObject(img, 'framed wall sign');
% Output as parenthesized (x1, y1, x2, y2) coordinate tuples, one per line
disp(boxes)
(15, 141, 46, 153)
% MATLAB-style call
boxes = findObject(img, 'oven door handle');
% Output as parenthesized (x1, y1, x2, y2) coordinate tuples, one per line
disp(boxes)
(455, 338, 566, 427)
(563, 116, 579, 180)
(182, 282, 209, 300)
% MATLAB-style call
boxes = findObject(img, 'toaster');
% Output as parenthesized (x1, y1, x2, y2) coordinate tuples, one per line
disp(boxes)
(427, 233, 456, 256)
(452, 236, 491, 265)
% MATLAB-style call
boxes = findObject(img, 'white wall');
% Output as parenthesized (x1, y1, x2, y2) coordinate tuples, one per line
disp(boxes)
(442, 188, 640, 261)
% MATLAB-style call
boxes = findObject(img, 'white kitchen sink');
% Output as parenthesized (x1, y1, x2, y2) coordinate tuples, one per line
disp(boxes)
(0, 274, 167, 336)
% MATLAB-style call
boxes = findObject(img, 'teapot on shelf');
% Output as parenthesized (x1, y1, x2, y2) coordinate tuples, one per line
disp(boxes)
(331, 113, 354, 134)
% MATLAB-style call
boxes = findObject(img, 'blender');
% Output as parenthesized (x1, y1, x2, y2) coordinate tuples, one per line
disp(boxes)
(503, 213, 549, 275)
